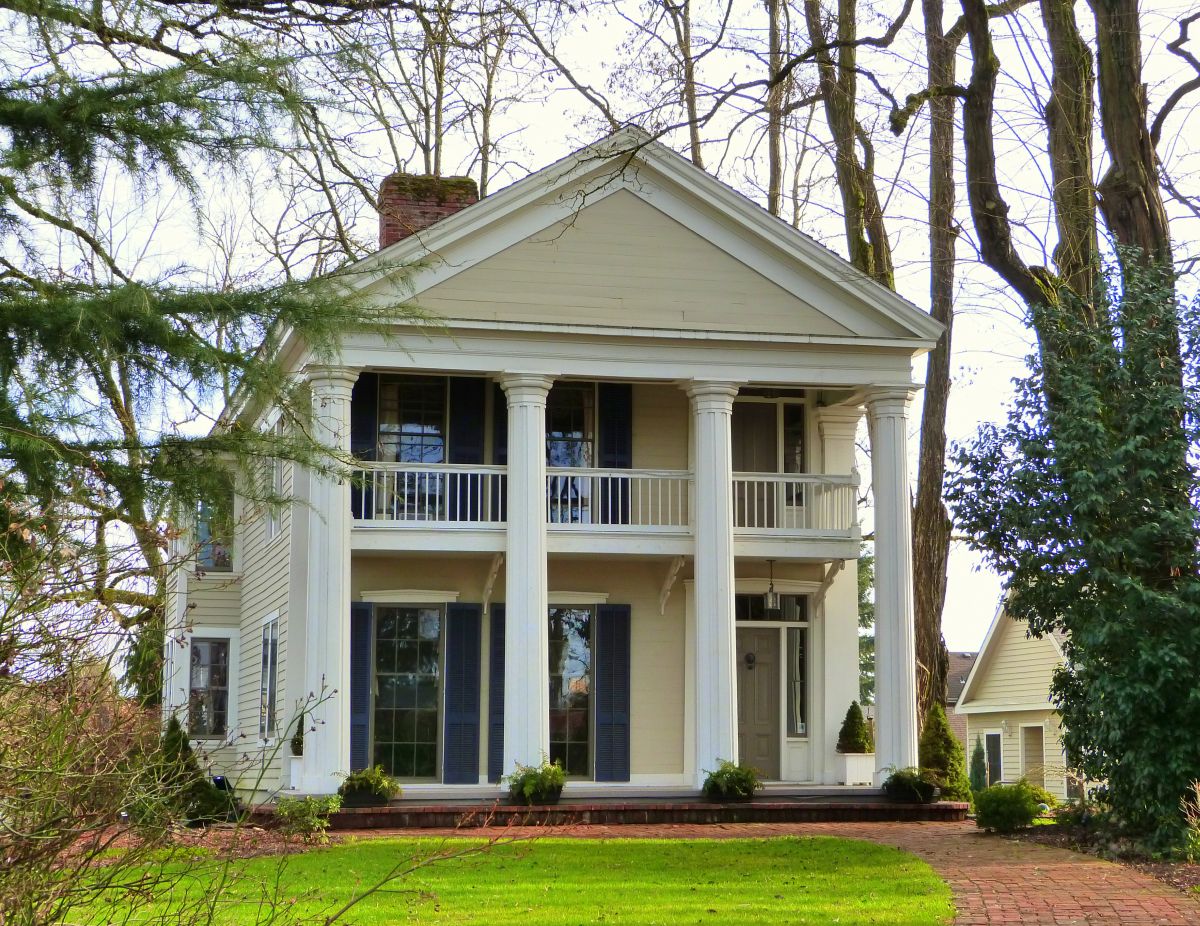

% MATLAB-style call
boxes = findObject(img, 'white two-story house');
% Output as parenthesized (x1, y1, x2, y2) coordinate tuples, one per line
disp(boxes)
(163, 128, 940, 798)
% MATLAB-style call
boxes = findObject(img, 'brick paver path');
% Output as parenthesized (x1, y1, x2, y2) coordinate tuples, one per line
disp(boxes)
(343, 820, 1200, 925)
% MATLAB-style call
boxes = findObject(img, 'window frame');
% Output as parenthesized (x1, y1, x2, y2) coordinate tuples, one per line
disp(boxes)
(195, 490, 235, 573)
(258, 613, 280, 741)
(984, 730, 1004, 786)
(186, 627, 238, 741)
(730, 394, 810, 475)
(547, 603, 596, 779)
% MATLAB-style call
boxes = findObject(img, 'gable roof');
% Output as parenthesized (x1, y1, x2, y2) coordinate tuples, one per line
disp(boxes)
(955, 596, 1066, 712)
(342, 126, 944, 346)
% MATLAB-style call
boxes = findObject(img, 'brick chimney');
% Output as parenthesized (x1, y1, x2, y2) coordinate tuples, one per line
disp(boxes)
(377, 173, 479, 249)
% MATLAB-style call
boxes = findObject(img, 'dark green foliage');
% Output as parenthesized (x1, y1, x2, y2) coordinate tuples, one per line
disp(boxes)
(974, 782, 1041, 833)
(881, 767, 940, 803)
(947, 259, 1200, 849)
(701, 760, 762, 801)
(274, 794, 341, 843)
(969, 737, 987, 794)
(290, 711, 305, 757)
(505, 758, 567, 805)
(338, 765, 400, 801)
(1021, 779, 1058, 809)
(153, 716, 238, 825)
(836, 701, 874, 753)
(858, 545, 875, 704)
(918, 703, 972, 803)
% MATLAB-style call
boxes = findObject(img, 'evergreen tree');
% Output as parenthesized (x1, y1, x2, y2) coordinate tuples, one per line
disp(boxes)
(969, 736, 987, 793)
(857, 545, 875, 704)
(0, 0, 422, 703)
(918, 703, 972, 803)
(836, 701, 874, 753)
(949, 262, 1200, 846)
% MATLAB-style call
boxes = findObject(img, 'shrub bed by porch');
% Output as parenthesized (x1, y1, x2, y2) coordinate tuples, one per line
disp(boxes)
(128, 836, 952, 924)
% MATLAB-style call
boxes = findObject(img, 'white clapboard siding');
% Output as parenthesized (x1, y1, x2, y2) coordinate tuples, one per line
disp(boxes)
(632, 383, 690, 471)
(968, 616, 1061, 709)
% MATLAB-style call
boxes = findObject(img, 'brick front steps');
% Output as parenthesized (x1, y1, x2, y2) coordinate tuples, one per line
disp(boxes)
(253, 798, 969, 830)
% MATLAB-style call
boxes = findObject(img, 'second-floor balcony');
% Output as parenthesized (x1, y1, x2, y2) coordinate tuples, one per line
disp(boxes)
(350, 462, 857, 542)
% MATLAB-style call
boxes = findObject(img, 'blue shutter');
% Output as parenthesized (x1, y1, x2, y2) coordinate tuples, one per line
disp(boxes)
(349, 602, 374, 771)
(594, 604, 632, 781)
(487, 604, 505, 783)
(349, 373, 377, 518)
(598, 383, 633, 524)
(449, 378, 486, 522)
(442, 603, 482, 784)
(491, 383, 508, 522)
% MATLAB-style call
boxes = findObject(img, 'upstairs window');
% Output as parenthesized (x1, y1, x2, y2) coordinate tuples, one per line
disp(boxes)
(546, 383, 595, 468)
(266, 421, 285, 541)
(196, 489, 234, 572)
(379, 376, 446, 464)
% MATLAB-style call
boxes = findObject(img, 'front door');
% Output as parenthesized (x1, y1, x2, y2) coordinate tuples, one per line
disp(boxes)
(736, 627, 780, 779)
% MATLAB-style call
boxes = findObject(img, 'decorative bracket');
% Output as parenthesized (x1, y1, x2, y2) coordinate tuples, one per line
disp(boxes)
(482, 552, 504, 614)
(659, 555, 686, 615)
(816, 559, 846, 607)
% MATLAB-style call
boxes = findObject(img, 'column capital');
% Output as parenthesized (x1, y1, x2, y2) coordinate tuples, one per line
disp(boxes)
(684, 380, 741, 410)
(865, 386, 917, 418)
(814, 405, 864, 440)
(497, 373, 555, 403)
(305, 364, 359, 397)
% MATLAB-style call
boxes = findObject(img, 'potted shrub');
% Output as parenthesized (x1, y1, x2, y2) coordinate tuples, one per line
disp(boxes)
(701, 760, 761, 802)
(505, 757, 566, 805)
(285, 712, 305, 789)
(336, 765, 400, 807)
(881, 767, 940, 803)
(834, 701, 875, 786)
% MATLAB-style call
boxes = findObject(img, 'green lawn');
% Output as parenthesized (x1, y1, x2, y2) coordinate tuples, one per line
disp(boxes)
(130, 836, 954, 925)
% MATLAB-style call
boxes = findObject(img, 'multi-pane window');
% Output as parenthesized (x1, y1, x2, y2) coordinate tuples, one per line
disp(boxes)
(195, 495, 233, 571)
(546, 384, 595, 523)
(189, 638, 230, 737)
(378, 376, 447, 463)
(259, 618, 279, 739)
(735, 593, 809, 622)
(548, 606, 593, 776)
(373, 606, 441, 779)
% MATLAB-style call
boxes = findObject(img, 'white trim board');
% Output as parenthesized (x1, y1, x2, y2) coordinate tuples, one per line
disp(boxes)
(359, 589, 461, 603)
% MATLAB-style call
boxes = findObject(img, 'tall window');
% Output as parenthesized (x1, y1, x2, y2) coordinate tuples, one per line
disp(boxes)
(259, 617, 279, 739)
(546, 384, 595, 523)
(985, 732, 1003, 786)
(786, 627, 808, 737)
(266, 421, 285, 541)
(548, 606, 593, 776)
(195, 494, 233, 572)
(189, 638, 230, 737)
(378, 376, 446, 463)
(374, 606, 441, 778)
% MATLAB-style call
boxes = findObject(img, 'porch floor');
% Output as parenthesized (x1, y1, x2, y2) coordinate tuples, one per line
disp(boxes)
(256, 789, 969, 830)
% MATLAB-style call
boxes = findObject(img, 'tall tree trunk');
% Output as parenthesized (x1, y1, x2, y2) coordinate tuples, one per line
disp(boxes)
(766, 0, 785, 214)
(912, 0, 955, 718)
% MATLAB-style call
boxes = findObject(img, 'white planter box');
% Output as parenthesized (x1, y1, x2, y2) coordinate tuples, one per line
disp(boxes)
(835, 752, 875, 786)
(285, 755, 303, 790)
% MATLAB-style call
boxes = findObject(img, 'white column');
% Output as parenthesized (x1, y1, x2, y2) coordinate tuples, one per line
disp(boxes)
(867, 388, 919, 783)
(299, 365, 357, 793)
(687, 381, 740, 787)
(499, 373, 555, 776)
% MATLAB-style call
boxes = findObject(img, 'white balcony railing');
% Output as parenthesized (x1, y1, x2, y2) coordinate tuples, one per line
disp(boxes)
(352, 463, 506, 524)
(546, 468, 691, 530)
(732, 473, 857, 535)
(351, 464, 857, 538)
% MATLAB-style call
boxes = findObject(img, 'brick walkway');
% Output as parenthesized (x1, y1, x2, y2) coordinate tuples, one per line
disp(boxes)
(344, 820, 1200, 925)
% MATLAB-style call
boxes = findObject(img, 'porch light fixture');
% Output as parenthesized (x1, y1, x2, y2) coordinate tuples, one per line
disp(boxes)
(764, 560, 781, 613)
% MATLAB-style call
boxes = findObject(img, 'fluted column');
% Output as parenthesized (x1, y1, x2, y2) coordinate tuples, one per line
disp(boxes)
(867, 388, 919, 783)
(499, 373, 555, 776)
(687, 380, 740, 787)
(300, 365, 357, 793)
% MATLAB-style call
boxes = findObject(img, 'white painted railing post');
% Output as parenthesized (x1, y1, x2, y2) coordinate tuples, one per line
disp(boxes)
(300, 364, 357, 793)
(687, 380, 740, 787)
(499, 373, 555, 777)
(867, 388, 919, 784)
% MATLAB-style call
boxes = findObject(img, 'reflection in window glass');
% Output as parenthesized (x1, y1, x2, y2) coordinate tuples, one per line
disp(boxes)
(259, 619, 278, 738)
(546, 384, 596, 523)
(786, 626, 807, 737)
(735, 593, 809, 622)
(374, 606, 441, 778)
(548, 607, 592, 776)
(379, 377, 447, 464)
(189, 638, 229, 737)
